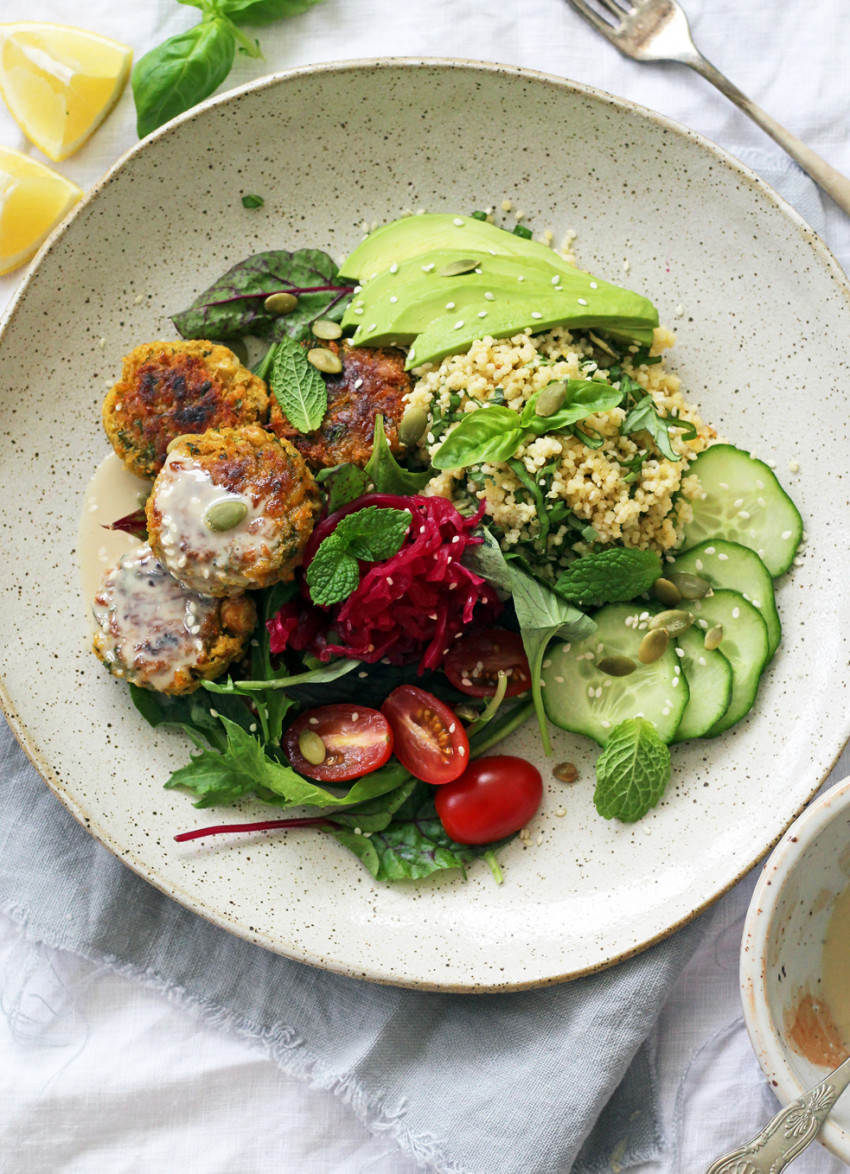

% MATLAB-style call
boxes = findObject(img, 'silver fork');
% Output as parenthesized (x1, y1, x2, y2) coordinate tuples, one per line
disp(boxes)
(564, 0, 850, 215)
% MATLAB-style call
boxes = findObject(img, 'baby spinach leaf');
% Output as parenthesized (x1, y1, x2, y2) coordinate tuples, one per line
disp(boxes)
(555, 547, 662, 607)
(593, 717, 671, 822)
(171, 248, 353, 342)
(306, 506, 411, 606)
(317, 463, 371, 512)
(132, 18, 236, 139)
(620, 397, 697, 462)
(271, 335, 327, 433)
(363, 414, 433, 494)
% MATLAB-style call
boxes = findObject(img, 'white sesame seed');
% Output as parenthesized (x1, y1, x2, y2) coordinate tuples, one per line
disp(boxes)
(367, 323, 376, 331)
(551, 275, 560, 285)
(454, 320, 465, 329)
(789, 460, 800, 473)
(448, 723, 456, 733)
(675, 647, 684, 657)
(484, 291, 495, 301)
(717, 553, 728, 561)
(781, 529, 792, 540)
(698, 656, 706, 667)
(309, 717, 319, 725)
(672, 677, 679, 687)
(357, 671, 368, 678)
(458, 746, 466, 756)
(389, 295, 398, 304)
(531, 312, 542, 320)
(555, 806, 566, 818)
(732, 607, 740, 619)
(705, 546, 715, 555)
(589, 281, 598, 289)
(577, 298, 588, 306)
(389, 263, 398, 274)
(478, 311, 487, 318)
(601, 720, 610, 729)
(453, 217, 464, 226)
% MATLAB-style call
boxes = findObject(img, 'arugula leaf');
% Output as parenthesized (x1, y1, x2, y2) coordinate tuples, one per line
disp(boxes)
(306, 506, 411, 606)
(132, 18, 236, 139)
(620, 397, 697, 462)
(270, 336, 328, 433)
(467, 531, 596, 755)
(555, 547, 662, 607)
(593, 717, 671, 822)
(364, 414, 434, 494)
(171, 248, 353, 342)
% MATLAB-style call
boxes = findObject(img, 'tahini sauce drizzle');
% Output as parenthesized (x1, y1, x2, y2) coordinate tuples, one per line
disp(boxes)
(77, 453, 152, 610)
(822, 880, 850, 1049)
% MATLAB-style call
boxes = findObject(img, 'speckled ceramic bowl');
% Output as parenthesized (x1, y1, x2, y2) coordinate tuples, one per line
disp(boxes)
(1, 60, 849, 990)
(741, 776, 850, 1163)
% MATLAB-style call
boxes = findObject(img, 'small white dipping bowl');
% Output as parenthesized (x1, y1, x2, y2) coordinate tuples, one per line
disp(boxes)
(741, 774, 850, 1163)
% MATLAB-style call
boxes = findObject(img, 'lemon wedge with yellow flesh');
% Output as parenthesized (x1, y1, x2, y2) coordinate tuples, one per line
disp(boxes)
(0, 146, 82, 274)
(0, 22, 132, 162)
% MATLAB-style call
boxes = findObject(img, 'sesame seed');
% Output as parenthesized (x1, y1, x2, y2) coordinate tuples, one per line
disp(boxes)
(717, 553, 728, 561)
(551, 275, 559, 285)
(357, 671, 368, 679)
(577, 298, 588, 306)
(789, 460, 800, 473)
(389, 263, 398, 274)
(453, 217, 464, 226)
(738, 510, 750, 519)
(675, 647, 684, 657)
(309, 717, 319, 725)
(454, 320, 465, 329)
(367, 323, 377, 331)
(695, 559, 703, 570)
(555, 806, 566, 817)
(354, 378, 363, 389)
(698, 656, 706, 667)
(732, 607, 740, 619)
(601, 720, 611, 729)
(421, 263, 434, 273)
(445, 302, 455, 310)
(672, 677, 679, 687)
(478, 311, 487, 318)
(484, 291, 495, 301)
(705, 546, 715, 554)
(389, 295, 398, 304)
(458, 746, 466, 756)
(531, 311, 542, 320)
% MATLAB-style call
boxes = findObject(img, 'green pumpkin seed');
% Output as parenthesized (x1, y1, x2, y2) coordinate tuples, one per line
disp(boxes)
(597, 655, 637, 677)
(298, 729, 326, 766)
(398, 404, 428, 446)
(264, 291, 298, 315)
(312, 319, 343, 340)
(203, 498, 248, 532)
(535, 381, 568, 418)
(704, 624, 724, 651)
(653, 577, 682, 607)
(553, 762, 579, 784)
(307, 347, 343, 375)
(438, 258, 479, 277)
(668, 571, 712, 600)
(638, 627, 669, 664)
(648, 608, 695, 635)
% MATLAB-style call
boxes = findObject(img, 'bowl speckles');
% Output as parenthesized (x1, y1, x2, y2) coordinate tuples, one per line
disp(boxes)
(1, 60, 849, 990)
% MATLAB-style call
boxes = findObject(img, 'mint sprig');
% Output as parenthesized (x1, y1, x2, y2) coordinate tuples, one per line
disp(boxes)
(593, 717, 671, 822)
(271, 336, 328, 433)
(306, 506, 412, 606)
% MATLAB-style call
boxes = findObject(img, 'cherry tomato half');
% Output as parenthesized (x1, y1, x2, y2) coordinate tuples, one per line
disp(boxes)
(381, 685, 469, 785)
(284, 705, 393, 782)
(434, 755, 543, 845)
(443, 629, 531, 697)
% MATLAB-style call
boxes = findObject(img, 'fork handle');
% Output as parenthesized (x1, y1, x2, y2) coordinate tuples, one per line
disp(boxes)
(687, 54, 850, 216)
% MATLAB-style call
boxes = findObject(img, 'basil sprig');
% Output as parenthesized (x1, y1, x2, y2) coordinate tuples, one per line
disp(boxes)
(133, 0, 324, 138)
(431, 379, 622, 471)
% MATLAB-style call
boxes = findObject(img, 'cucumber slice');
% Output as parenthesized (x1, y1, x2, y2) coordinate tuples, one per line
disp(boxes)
(686, 590, 769, 737)
(541, 602, 689, 746)
(671, 627, 733, 741)
(679, 444, 802, 576)
(669, 540, 780, 658)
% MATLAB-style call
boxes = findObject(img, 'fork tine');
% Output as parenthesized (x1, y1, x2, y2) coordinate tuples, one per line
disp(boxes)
(563, 0, 621, 42)
(593, 0, 633, 19)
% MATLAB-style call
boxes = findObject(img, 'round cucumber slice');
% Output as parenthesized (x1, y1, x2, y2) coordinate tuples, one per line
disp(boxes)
(679, 444, 802, 576)
(541, 602, 689, 746)
(671, 627, 733, 741)
(687, 590, 769, 737)
(669, 539, 780, 658)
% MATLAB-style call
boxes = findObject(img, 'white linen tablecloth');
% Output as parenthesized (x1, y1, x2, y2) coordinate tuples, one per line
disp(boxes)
(2, 2, 849, 1171)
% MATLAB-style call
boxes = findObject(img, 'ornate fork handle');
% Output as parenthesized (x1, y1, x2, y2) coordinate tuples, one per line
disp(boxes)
(706, 1055, 850, 1174)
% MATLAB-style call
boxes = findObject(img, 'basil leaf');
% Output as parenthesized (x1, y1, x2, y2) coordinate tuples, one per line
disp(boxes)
(620, 397, 697, 462)
(430, 405, 526, 470)
(593, 717, 671, 822)
(527, 380, 623, 433)
(171, 248, 353, 341)
(218, 0, 322, 23)
(306, 506, 411, 606)
(363, 414, 433, 494)
(555, 547, 662, 607)
(132, 18, 236, 138)
(271, 335, 327, 433)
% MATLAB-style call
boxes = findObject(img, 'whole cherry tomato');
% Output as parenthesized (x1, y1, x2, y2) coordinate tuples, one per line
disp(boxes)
(443, 629, 531, 697)
(434, 755, 543, 844)
(381, 684, 469, 785)
(284, 704, 393, 782)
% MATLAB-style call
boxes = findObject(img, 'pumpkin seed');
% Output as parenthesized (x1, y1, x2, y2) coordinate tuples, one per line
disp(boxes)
(653, 577, 681, 607)
(264, 291, 298, 314)
(398, 404, 428, 446)
(553, 762, 579, 784)
(438, 258, 479, 277)
(638, 627, 669, 664)
(535, 381, 568, 417)
(668, 571, 712, 600)
(203, 498, 248, 532)
(307, 347, 343, 374)
(597, 655, 636, 677)
(648, 608, 695, 635)
(166, 434, 191, 454)
(704, 624, 724, 651)
(588, 330, 618, 359)
(312, 319, 343, 340)
(298, 730, 326, 765)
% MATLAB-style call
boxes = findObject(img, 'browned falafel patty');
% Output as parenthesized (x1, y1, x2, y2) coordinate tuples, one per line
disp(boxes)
(92, 544, 256, 695)
(146, 425, 321, 596)
(266, 341, 411, 469)
(103, 341, 269, 479)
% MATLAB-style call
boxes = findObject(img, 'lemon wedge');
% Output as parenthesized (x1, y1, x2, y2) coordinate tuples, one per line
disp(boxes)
(0, 22, 132, 162)
(0, 146, 82, 274)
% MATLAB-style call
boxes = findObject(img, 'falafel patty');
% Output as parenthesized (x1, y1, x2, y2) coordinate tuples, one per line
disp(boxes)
(92, 544, 256, 695)
(146, 425, 321, 596)
(266, 341, 411, 469)
(103, 341, 269, 479)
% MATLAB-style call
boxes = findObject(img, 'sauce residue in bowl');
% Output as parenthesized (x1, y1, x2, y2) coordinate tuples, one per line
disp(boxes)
(823, 880, 850, 1050)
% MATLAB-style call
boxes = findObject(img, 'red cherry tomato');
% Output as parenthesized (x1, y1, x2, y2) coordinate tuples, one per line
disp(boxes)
(434, 755, 543, 844)
(284, 705, 393, 782)
(443, 629, 531, 697)
(381, 685, 469, 785)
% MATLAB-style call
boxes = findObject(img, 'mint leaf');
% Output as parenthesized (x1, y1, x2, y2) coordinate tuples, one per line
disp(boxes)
(306, 506, 411, 606)
(363, 414, 433, 494)
(593, 717, 671, 822)
(271, 335, 328, 433)
(620, 397, 696, 462)
(555, 548, 662, 607)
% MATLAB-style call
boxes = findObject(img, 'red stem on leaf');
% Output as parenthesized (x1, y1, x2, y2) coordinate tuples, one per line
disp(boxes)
(174, 816, 330, 842)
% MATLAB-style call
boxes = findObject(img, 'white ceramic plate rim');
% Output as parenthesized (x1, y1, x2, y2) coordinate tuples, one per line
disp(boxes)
(740, 774, 850, 1163)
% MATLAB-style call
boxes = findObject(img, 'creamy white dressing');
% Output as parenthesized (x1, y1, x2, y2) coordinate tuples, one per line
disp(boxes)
(151, 451, 278, 593)
(77, 453, 152, 610)
(822, 880, 850, 1047)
